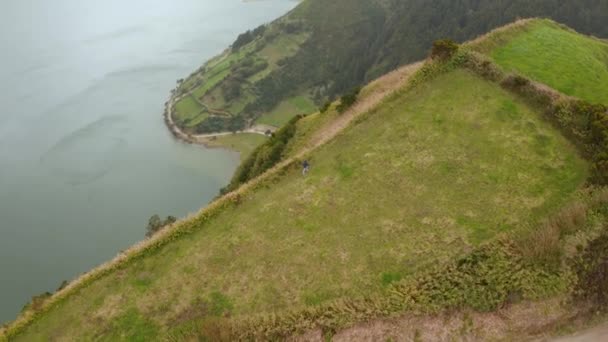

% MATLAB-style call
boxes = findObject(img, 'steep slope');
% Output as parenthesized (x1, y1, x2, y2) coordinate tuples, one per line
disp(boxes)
(5, 20, 608, 341)
(169, 0, 608, 137)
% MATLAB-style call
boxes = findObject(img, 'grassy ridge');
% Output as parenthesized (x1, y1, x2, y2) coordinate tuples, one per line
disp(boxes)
(473, 20, 608, 104)
(11, 68, 587, 340)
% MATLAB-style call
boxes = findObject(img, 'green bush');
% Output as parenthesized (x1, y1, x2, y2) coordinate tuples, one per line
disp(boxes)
(460, 51, 608, 185)
(222, 115, 304, 194)
(145, 215, 177, 238)
(430, 39, 460, 60)
(571, 228, 608, 310)
(336, 87, 361, 113)
(320, 101, 332, 113)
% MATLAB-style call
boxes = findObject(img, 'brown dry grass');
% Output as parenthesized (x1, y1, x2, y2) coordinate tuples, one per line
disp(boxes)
(290, 298, 584, 342)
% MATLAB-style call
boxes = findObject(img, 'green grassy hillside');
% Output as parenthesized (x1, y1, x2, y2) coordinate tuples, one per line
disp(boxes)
(169, 0, 608, 139)
(7, 20, 608, 341)
(9, 69, 587, 341)
(471, 19, 608, 104)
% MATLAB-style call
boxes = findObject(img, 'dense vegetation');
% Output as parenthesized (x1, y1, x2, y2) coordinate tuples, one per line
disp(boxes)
(171, 0, 608, 135)
(221, 115, 303, 194)
(472, 20, 608, 105)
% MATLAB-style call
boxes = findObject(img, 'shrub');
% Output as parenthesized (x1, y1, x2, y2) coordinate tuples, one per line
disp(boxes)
(56, 280, 69, 292)
(222, 115, 304, 194)
(518, 221, 562, 268)
(232, 24, 266, 51)
(430, 39, 459, 60)
(571, 228, 608, 310)
(336, 87, 361, 113)
(146, 215, 177, 238)
(517, 202, 589, 268)
(552, 203, 588, 237)
(461, 51, 608, 186)
(502, 74, 530, 88)
(320, 101, 332, 113)
(21, 292, 52, 313)
(462, 53, 504, 81)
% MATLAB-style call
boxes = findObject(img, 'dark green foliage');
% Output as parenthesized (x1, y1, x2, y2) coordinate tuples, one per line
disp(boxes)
(502, 74, 531, 88)
(242, 0, 608, 119)
(221, 58, 269, 102)
(544, 101, 608, 185)
(457, 51, 608, 186)
(319, 101, 331, 113)
(336, 87, 361, 113)
(21, 292, 52, 313)
(186, 0, 608, 134)
(232, 24, 267, 51)
(146, 214, 177, 238)
(195, 116, 246, 134)
(279, 20, 305, 34)
(222, 115, 303, 194)
(232, 31, 254, 51)
(56, 280, 69, 292)
(571, 228, 608, 310)
(430, 39, 459, 60)
(222, 81, 241, 102)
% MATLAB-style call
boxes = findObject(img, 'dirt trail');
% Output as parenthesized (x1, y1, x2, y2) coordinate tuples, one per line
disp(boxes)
(550, 322, 608, 342)
(308, 62, 423, 149)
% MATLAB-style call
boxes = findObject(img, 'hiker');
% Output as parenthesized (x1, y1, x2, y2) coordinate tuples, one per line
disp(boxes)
(302, 160, 310, 176)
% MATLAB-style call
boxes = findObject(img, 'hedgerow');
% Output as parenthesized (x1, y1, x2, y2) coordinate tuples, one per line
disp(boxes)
(571, 228, 608, 311)
(221, 114, 304, 194)
(452, 49, 608, 186)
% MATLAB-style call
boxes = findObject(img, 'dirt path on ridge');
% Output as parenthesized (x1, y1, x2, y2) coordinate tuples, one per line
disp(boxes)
(550, 322, 608, 342)
(308, 62, 423, 149)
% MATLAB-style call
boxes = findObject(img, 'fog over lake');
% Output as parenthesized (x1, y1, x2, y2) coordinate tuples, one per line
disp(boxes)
(0, 0, 297, 323)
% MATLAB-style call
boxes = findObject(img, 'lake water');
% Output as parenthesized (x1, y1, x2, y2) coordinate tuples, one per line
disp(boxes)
(0, 0, 297, 323)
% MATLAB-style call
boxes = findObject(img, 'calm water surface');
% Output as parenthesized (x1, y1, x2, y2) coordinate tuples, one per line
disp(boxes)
(0, 0, 296, 323)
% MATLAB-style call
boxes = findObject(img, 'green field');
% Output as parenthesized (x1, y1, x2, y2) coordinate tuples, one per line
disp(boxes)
(173, 95, 206, 128)
(169, 24, 313, 139)
(205, 133, 268, 161)
(480, 20, 608, 104)
(14, 69, 587, 340)
(256, 95, 317, 127)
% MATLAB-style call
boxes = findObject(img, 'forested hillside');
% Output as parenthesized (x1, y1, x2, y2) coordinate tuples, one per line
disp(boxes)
(170, 0, 608, 135)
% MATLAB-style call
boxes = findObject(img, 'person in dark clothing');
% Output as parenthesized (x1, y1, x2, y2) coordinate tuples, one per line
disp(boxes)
(302, 160, 310, 176)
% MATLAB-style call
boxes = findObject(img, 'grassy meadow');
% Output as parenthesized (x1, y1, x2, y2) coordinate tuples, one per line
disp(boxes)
(173, 95, 206, 128)
(256, 95, 317, 127)
(13, 69, 588, 340)
(473, 20, 608, 104)
(203, 133, 268, 161)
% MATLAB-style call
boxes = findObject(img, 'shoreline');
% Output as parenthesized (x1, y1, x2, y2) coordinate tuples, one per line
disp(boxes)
(162, 89, 275, 152)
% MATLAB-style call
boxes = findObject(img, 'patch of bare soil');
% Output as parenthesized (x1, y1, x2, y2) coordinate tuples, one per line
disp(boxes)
(290, 299, 589, 342)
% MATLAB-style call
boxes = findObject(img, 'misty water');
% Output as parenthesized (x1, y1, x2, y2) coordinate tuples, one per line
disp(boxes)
(0, 0, 296, 323)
